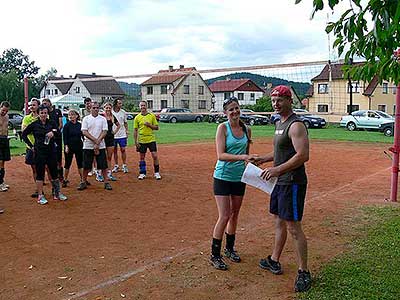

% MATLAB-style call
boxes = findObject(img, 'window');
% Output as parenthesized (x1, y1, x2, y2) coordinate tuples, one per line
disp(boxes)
(198, 85, 204, 95)
(317, 104, 328, 112)
(147, 86, 153, 95)
(54, 89, 58, 95)
(161, 85, 167, 94)
(46, 89, 50, 95)
(393, 86, 397, 94)
(394, 105, 396, 114)
(378, 104, 386, 112)
(76, 86, 80, 93)
(161, 100, 168, 109)
(347, 81, 360, 93)
(250, 93, 255, 101)
(238, 93, 244, 100)
(183, 85, 190, 94)
(224, 92, 231, 100)
(198, 100, 206, 109)
(147, 100, 153, 109)
(181, 100, 189, 108)
(383, 83, 388, 94)
(318, 84, 328, 94)
(347, 104, 360, 113)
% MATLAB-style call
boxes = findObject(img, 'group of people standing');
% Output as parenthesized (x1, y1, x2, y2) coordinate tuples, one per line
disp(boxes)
(210, 85, 312, 293)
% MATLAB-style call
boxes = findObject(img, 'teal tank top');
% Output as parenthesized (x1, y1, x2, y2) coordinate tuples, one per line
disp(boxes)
(213, 121, 248, 182)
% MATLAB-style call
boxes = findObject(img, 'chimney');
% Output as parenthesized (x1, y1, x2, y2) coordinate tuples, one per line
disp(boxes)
(60, 75, 64, 78)
(92, 72, 96, 76)
(179, 65, 184, 69)
(267, 83, 273, 89)
(69, 75, 73, 78)
(168, 65, 173, 72)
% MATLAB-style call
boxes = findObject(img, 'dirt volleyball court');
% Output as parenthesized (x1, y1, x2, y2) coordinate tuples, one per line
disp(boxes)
(0, 139, 395, 300)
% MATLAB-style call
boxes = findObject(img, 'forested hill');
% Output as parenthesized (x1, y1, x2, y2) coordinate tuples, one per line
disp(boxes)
(205, 72, 311, 97)
(118, 81, 141, 97)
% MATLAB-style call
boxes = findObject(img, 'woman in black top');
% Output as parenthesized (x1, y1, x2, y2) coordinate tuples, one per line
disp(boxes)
(62, 109, 84, 188)
(102, 102, 120, 181)
(22, 105, 68, 204)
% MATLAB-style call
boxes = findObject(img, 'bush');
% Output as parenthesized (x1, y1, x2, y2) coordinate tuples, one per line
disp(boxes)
(242, 96, 273, 112)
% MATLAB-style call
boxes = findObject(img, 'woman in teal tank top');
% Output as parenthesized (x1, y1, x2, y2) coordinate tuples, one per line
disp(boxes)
(210, 97, 255, 270)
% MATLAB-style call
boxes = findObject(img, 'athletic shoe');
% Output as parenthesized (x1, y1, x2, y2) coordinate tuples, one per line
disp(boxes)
(259, 255, 283, 275)
(294, 270, 312, 292)
(138, 174, 146, 180)
(77, 182, 87, 191)
(210, 255, 228, 271)
(112, 165, 119, 173)
(37, 195, 48, 205)
(122, 164, 128, 173)
(0, 207, 4, 214)
(88, 168, 96, 177)
(224, 248, 241, 263)
(54, 193, 68, 201)
(108, 174, 117, 181)
(62, 180, 69, 188)
(95, 171, 104, 182)
(31, 191, 39, 198)
(0, 183, 8, 192)
(154, 172, 162, 180)
(104, 182, 112, 190)
(85, 180, 91, 186)
(2, 183, 9, 188)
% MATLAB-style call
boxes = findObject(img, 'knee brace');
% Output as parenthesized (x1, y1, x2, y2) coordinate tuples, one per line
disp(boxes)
(139, 161, 146, 175)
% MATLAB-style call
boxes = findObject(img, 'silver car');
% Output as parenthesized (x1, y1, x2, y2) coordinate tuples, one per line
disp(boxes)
(340, 110, 394, 131)
(159, 108, 203, 123)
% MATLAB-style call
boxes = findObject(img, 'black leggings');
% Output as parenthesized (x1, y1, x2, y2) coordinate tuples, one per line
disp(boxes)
(64, 146, 83, 169)
(35, 152, 58, 181)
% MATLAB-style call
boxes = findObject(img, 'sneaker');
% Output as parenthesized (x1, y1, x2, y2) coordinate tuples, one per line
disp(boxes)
(104, 182, 112, 190)
(122, 164, 128, 173)
(294, 270, 312, 292)
(224, 248, 241, 263)
(77, 182, 87, 191)
(62, 180, 69, 188)
(31, 191, 39, 198)
(2, 183, 9, 188)
(95, 171, 104, 182)
(37, 195, 48, 205)
(210, 255, 228, 271)
(154, 172, 162, 180)
(112, 165, 119, 173)
(108, 174, 117, 181)
(85, 180, 91, 186)
(0, 207, 4, 214)
(88, 168, 96, 177)
(0, 183, 8, 192)
(259, 255, 283, 275)
(138, 174, 146, 180)
(54, 193, 68, 201)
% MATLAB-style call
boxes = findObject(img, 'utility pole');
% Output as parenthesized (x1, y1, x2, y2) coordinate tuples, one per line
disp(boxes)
(347, 58, 353, 114)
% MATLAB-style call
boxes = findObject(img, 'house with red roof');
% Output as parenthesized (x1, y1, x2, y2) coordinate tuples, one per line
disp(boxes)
(141, 65, 213, 113)
(309, 62, 397, 114)
(208, 78, 264, 111)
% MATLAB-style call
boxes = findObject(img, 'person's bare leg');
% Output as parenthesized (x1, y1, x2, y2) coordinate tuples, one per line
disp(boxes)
(287, 221, 308, 271)
(271, 216, 288, 262)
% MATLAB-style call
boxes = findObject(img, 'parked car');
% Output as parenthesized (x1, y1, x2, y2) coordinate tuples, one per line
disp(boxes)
(271, 113, 326, 128)
(340, 110, 394, 131)
(126, 113, 134, 120)
(378, 121, 395, 136)
(159, 108, 203, 123)
(293, 108, 309, 114)
(214, 112, 269, 126)
(8, 112, 24, 130)
(151, 109, 161, 121)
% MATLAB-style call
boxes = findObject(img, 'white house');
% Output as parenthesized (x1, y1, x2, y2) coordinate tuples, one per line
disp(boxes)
(208, 79, 264, 111)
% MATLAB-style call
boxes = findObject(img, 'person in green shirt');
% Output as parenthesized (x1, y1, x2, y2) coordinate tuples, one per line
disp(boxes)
(133, 101, 161, 180)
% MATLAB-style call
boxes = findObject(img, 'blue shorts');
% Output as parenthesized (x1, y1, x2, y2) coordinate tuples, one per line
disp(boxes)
(270, 184, 307, 221)
(114, 137, 127, 148)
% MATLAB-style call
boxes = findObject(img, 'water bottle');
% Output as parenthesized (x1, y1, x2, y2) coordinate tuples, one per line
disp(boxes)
(44, 135, 50, 145)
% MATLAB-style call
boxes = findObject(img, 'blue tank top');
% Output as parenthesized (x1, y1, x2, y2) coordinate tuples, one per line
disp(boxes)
(213, 121, 248, 182)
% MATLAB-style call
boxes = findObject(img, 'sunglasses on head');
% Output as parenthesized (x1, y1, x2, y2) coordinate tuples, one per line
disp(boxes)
(223, 97, 239, 108)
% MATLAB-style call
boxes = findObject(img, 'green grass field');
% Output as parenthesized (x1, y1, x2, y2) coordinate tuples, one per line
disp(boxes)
(9, 122, 393, 156)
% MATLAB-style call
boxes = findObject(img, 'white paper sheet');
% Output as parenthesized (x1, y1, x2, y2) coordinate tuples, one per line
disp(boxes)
(241, 163, 277, 194)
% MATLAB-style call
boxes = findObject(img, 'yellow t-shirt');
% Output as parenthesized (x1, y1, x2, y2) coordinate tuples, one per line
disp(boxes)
(133, 113, 158, 144)
(22, 114, 38, 147)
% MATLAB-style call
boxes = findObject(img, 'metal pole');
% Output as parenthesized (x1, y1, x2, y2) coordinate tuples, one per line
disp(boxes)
(24, 77, 29, 114)
(389, 83, 400, 202)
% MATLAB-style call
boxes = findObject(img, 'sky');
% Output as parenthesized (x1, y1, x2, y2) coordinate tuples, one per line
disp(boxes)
(0, 0, 347, 80)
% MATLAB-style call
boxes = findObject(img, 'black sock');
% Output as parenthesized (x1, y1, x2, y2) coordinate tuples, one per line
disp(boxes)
(0, 168, 4, 184)
(154, 164, 160, 173)
(225, 233, 235, 251)
(211, 238, 222, 257)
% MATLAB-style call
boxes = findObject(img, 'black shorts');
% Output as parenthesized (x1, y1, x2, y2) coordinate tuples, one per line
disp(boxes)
(25, 148, 35, 165)
(105, 135, 115, 148)
(54, 138, 63, 164)
(82, 149, 108, 170)
(213, 177, 246, 196)
(0, 136, 11, 161)
(270, 184, 307, 221)
(137, 141, 157, 153)
(64, 146, 83, 169)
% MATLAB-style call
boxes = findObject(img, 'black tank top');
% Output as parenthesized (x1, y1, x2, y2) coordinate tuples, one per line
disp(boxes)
(274, 113, 307, 185)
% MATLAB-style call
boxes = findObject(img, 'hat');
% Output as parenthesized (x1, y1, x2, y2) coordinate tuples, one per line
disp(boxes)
(270, 85, 292, 98)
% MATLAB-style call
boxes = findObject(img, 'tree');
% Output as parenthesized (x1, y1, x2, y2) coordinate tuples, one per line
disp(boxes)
(296, 0, 400, 84)
(0, 71, 24, 110)
(0, 48, 40, 80)
(243, 96, 273, 112)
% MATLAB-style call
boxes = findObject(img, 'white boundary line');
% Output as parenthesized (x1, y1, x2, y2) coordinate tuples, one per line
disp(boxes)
(63, 166, 390, 299)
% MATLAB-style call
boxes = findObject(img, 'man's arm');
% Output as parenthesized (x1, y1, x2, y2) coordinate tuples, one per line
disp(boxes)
(261, 122, 309, 180)
(133, 128, 139, 147)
